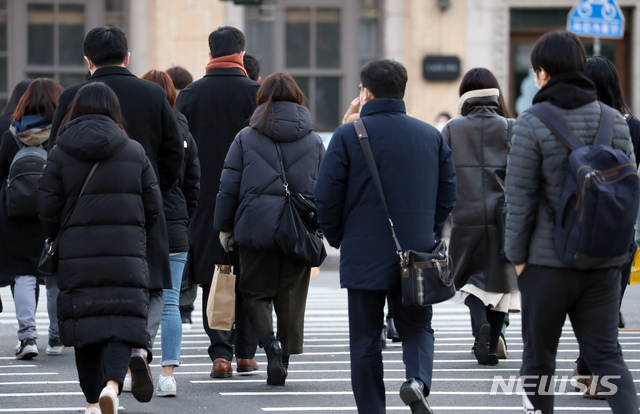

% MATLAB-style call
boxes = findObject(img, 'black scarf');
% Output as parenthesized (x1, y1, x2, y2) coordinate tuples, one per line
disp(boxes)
(532, 71, 597, 110)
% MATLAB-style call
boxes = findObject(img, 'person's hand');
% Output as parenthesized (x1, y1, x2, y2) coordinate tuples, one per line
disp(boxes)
(515, 263, 526, 276)
(219, 231, 235, 252)
(349, 96, 360, 109)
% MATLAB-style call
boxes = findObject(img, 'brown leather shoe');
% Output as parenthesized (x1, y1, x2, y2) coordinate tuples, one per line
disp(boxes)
(236, 358, 259, 373)
(210, 358, 233, 378)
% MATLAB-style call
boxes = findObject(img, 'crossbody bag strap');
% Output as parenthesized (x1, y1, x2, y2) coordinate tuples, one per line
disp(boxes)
(353, 119, 403, 258)
(59, 161, 100, 231)
(274, 141, 290, 196)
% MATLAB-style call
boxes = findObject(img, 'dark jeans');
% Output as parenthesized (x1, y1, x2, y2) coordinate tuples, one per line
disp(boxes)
(238, 247, 310, 355)
(518, 264, 637, 414)
(348, 286, 434, 414)
(74, 341, 131, 403)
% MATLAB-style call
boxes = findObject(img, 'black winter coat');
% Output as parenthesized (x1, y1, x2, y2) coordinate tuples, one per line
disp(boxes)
(50, 66, 184, 290)
(214, 101, 325, 250)
(442, 91, 517, 293)
(0, 125, 50, 283)
(38, 114, 162, 348)
(164, 111, 200, 253)
(176, 67, 260, 284)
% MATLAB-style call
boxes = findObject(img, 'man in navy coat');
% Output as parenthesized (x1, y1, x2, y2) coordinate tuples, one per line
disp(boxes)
(315, 59, 456, 414)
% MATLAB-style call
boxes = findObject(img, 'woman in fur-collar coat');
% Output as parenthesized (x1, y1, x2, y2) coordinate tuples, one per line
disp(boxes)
(441, 68, 519, 367)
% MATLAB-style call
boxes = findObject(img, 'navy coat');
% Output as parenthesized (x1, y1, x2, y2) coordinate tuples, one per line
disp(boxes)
(315, 99, 456, 290)
(214, 101, 324, 250)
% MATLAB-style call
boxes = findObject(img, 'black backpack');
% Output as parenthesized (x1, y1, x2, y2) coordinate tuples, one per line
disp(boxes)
(528, 103, 640, 270)
(5, 134, 47, 218)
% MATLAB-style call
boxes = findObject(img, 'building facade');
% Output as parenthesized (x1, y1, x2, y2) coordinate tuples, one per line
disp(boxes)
(2, 0, 638, 132)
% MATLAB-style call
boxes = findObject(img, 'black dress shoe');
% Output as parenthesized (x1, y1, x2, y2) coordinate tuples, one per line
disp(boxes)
(474, 323, 490, 365)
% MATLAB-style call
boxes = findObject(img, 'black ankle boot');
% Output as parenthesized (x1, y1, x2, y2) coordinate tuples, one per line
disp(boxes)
(262, 335, 285, 386)
(386, 317, 401, 342)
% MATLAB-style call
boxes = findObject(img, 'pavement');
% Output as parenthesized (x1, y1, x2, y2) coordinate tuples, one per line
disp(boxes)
(1, 265, 640, 413)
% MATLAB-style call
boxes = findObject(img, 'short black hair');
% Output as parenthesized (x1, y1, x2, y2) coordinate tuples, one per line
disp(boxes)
(208, 26, 245, 59)
(243, 53, 261, 82)
(83, 26, 128, 67)
(531, 30, 586, 76)
(360, 59, 407, 100)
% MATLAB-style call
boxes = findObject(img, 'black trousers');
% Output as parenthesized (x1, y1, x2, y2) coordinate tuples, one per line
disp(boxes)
(201, 281, 257, 362)
(238, 247, 310, 355)
(74, 341, 131, 403)
(518, 264, 637, 414)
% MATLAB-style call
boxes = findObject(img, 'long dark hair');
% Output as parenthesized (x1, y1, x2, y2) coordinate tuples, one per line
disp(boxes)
(584, 56, 632, 115)
(2, 80, 32, 116)
(459, 67, 511, 118)
(12, 78, 63, 123)
(251, 72, 305, 132)
(60, 82, 126, 130)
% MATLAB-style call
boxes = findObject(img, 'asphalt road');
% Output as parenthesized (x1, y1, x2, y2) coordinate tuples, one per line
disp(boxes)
(1, 262, 640, 413)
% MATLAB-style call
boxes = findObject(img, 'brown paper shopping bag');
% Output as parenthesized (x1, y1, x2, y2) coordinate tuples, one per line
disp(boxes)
(206, 264, 236, 330)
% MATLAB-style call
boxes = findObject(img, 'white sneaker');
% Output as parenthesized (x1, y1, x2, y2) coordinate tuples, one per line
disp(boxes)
(85, 407, 101, 414)
(122, 373, 132, 392)
(98, 386, 118, 414)
(156, 375, 177, 397)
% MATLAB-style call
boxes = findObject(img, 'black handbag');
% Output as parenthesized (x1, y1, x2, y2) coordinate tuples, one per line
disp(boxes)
(273, 141, 327, 268)
(353, 119, 454, 307)
(38, 162, 100, 275)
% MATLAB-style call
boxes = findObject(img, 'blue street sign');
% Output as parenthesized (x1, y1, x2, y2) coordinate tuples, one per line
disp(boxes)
(567, 0, 625, 39)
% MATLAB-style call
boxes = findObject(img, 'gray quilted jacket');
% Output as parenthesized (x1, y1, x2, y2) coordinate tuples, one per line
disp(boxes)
(504, 100, 634, 267)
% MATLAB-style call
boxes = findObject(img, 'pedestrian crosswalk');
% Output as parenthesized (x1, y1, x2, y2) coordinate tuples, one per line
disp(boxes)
(0, 271, 638, 413)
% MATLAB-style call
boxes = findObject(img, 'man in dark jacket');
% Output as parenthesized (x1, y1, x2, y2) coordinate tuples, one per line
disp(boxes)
(49, 26, 183, 403)
(505, 31, 638, 413)
(315, 59, 456, 414)
(175, 26, 260, 378)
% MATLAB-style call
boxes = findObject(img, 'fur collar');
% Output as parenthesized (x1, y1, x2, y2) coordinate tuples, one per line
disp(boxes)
(456, 88, 499, 116)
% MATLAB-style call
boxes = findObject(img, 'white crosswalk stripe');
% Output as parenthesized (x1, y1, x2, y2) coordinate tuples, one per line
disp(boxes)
(1, 270, 639, 413)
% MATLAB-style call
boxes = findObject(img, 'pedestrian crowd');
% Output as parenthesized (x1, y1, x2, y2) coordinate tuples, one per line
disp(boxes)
(0, 24, 638, 414)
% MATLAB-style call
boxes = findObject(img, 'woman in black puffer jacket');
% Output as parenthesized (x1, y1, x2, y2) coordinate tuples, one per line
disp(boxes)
(38, 82, 162, 414)
(214, 72, 324, 386)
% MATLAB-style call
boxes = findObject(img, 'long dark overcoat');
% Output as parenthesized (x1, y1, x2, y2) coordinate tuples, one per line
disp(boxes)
(442, 93, 517, 293)
(49, 66, 183, 290)
(176, 67, 260, 284)
(315, 99, 457, 290)
(38, 114, 162, 348)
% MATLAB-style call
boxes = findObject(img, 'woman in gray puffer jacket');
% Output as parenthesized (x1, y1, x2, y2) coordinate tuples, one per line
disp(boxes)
(214, 72, 324, 387)
(442, 68, 519, 367)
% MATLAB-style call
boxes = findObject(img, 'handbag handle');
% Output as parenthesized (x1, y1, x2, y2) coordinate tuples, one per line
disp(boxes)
(274, 140, 290, 196)
(352, 119, 403, 261)
(50, 161, 100, 243)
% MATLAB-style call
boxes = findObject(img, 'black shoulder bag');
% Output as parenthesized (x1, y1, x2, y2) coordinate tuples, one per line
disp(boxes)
(353, 119, 454, 307)
(272, 142, 327, 268)
(38, 162, 100, 274)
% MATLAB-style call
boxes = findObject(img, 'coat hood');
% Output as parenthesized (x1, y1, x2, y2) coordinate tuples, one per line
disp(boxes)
(55, 114, 129, 162)
(456, 88, 500, 117)
(9, 114, 52, 147)
(249, 101, 313, 142)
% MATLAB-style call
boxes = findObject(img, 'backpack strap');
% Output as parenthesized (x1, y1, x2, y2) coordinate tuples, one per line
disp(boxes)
(527, 104, 584, 150)
(594, 103, 614, 147)
(12, 133, 25, 150)
(506, 118, 515, 152)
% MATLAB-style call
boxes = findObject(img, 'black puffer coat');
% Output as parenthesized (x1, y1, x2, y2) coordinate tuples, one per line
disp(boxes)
(163, 111, 200, 253)
(38, 114, 162, 348)
(214, 101, 324, 250)
(442, 90, 517, 293)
